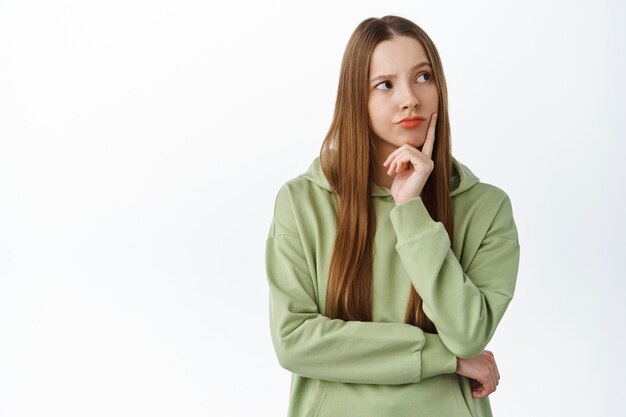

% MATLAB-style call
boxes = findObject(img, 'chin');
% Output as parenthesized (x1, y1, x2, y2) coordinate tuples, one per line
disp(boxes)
(402, 136, 425, 149)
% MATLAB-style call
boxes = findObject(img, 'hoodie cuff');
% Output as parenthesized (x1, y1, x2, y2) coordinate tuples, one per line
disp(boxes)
(389, 197, 439, 242)
(421, 332, 458, 380)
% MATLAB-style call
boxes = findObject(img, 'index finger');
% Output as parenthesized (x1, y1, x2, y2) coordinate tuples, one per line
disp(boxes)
(420, 112, 437, 158)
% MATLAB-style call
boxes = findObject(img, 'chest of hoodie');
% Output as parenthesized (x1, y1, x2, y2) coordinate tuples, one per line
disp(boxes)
(292, 185, 488, 323)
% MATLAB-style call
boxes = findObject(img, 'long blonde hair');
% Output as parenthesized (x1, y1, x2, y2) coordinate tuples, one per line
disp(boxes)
(320, 15, 454, 331)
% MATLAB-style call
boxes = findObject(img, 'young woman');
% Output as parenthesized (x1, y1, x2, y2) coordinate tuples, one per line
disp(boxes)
(265, 15, 520, 417)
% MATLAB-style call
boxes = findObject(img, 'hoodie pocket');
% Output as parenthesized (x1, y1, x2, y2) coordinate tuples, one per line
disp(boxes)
(449, 374, 473, 417)
(311, 379, 328, 417)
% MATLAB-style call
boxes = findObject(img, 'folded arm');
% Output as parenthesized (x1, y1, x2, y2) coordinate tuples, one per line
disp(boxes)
(389, 194, 521, 359)
(265, 185, 459, 384)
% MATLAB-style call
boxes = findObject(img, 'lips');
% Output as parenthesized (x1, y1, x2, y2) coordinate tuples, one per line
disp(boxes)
(397, 116, 425, 128)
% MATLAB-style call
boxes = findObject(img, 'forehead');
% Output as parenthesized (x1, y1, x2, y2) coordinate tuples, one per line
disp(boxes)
(369, 36, 429, 74)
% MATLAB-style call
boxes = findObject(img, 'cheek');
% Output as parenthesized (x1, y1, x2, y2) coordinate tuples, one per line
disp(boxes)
(430, 89, 440, 108)
(368, 99, 387, 127)
(367, 103, 379, 127)
(369, 112, 386, 132)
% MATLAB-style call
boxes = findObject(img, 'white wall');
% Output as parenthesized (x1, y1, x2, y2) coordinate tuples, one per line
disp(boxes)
(1, 0, 624, 416)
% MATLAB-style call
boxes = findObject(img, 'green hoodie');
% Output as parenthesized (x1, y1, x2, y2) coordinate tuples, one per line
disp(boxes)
(265, 155, 520, 417)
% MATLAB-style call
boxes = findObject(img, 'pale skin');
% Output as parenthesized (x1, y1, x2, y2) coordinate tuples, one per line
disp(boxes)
(368, 36, 500, 398)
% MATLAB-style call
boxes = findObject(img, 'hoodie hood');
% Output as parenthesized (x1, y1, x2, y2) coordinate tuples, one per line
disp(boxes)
(299, 154, 480, 197)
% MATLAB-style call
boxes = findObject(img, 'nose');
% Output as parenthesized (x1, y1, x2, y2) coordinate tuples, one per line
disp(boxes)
(400, 84, 419, 109)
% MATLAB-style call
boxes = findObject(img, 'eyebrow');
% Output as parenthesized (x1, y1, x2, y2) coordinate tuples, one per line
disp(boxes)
(370, 62, 432, 84)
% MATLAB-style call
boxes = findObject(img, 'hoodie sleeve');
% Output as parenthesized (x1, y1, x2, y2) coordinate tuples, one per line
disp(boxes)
(265, 185, 458, 385)
(389, 194, 520, 359)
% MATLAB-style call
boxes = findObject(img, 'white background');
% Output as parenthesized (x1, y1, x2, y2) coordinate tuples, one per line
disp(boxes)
(1, 0, 625, 416)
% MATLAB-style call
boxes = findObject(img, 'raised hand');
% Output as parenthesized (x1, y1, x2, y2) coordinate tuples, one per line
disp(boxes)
(382, 112, 437, 205)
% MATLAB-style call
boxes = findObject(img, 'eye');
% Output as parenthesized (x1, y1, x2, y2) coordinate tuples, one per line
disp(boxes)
(417, 72, 432, 83)
(375, 81, 392, 90)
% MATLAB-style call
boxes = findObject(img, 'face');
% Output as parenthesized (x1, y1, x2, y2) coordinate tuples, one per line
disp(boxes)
(367, 36, 439, 157)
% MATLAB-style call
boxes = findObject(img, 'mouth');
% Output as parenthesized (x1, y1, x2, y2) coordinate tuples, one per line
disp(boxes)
(397, 119, 424, 129)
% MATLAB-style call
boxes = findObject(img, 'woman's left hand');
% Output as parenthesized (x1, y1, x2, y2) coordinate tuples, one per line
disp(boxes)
(382, 112, 437, 205)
